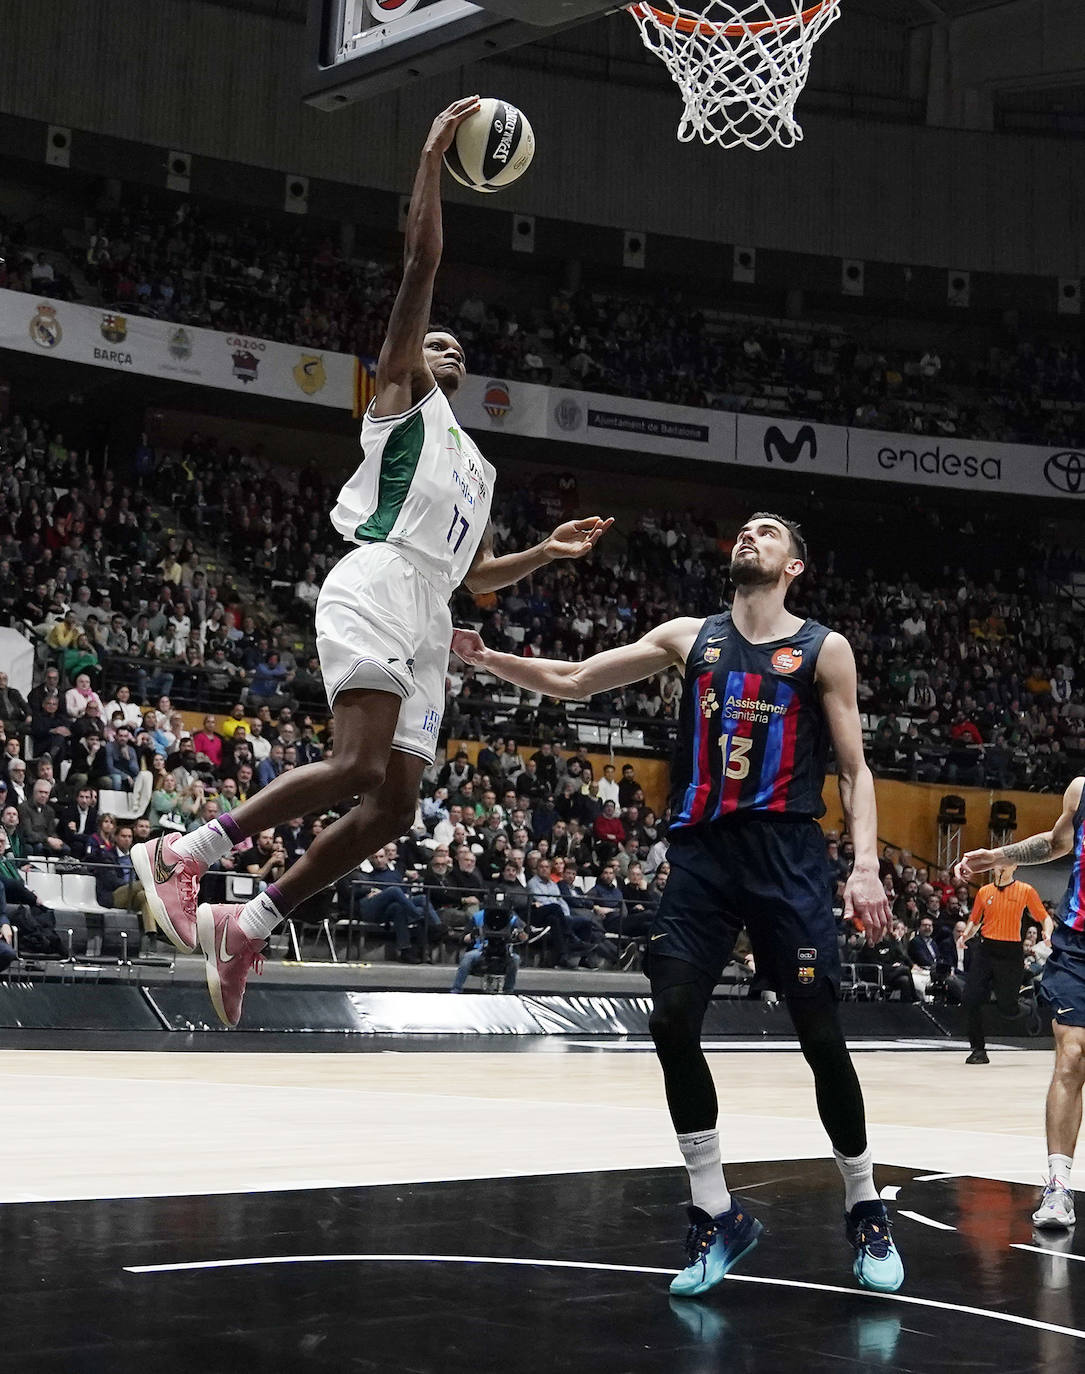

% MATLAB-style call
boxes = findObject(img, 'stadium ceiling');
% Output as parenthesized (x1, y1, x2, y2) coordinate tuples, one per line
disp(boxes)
(201, 0, 1054, 29)
(889, 0, 1036, 20)
(200, 0, 997, 18)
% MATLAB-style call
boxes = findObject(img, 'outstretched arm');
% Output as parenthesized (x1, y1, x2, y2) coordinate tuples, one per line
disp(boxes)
(462, 516, 615, 594)
(451, 618, 701, 700)
(955, 777, 1083, 882)
(373, 96, 480, 419)
(818, 632, 891, 943)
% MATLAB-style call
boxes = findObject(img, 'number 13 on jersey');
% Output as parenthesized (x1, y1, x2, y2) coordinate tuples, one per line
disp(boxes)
(721, 733, 752, 780)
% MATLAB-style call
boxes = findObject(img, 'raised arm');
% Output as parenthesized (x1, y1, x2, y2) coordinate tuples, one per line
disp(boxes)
(451, 618, 701, 701)
(955, 777, 1083, 882)
(373, 97, 480, 419)
(817, 631, 891, 942)
(462, 516, 615, 594)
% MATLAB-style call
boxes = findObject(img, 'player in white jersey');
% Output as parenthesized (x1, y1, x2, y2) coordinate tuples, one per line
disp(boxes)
(130, 97, 612, 1025)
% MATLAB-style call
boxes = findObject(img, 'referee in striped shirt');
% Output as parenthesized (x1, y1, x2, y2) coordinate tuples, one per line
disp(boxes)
(962, 863, 1046, 1063)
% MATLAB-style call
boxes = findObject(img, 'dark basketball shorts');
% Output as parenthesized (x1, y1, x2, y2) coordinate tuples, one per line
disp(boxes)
(1039, 924, 1085, 1028)
(646, 815, 840, 999)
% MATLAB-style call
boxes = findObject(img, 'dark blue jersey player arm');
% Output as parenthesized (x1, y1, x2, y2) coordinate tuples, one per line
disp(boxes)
(452, 616, 891, 943)
(956, 777, 1083, 893)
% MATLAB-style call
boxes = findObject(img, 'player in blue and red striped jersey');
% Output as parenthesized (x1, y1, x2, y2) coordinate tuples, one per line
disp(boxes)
(453, 512, 903, 1296)
(958, 774, 1085, 1230)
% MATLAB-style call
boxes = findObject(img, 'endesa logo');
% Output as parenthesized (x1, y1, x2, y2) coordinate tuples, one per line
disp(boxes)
(876, 443, 1001, 482)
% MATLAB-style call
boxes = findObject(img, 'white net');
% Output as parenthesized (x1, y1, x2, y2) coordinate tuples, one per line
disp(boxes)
(627, 0, 841, 150)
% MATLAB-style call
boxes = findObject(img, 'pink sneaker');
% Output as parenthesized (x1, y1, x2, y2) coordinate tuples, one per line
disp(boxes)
(196, 904, 265, 1028)
(131, 835, 203, 952)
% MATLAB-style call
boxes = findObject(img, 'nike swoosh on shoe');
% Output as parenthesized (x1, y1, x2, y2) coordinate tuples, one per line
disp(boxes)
(152, 837, 180, 884)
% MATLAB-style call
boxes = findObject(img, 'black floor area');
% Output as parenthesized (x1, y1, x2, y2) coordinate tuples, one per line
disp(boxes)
(5, 1161, 1083, 1372)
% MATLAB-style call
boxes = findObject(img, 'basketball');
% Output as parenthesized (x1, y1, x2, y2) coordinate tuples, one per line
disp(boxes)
(443, 97, 535, 193)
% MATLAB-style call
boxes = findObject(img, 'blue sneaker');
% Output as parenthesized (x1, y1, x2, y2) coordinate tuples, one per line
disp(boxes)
(846, 1200, 905, 1293)
(669, 1200, 763, 1297)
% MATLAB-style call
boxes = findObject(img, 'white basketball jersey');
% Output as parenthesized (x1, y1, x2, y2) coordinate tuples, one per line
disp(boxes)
(330, 385, 495, 593)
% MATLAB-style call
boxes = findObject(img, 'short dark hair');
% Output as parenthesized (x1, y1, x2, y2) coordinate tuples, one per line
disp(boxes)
(426, 324, 459, 343)
(745, 512, 807, 565)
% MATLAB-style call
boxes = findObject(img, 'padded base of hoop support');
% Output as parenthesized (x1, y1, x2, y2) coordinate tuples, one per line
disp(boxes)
(0, 984, 974, 1040)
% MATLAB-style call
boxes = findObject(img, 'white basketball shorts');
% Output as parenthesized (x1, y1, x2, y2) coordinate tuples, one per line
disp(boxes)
(314, 542, 453, 763)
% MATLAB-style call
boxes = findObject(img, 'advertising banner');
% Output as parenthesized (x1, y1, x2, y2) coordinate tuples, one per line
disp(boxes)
(3, 287, 1082, 502)
(456, 375, 737, 463)
(0, 289, 356, 410)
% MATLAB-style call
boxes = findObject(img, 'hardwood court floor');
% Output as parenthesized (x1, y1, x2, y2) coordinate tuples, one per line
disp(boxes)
(5, 1041, 1084, 1374)
(0, 1044, 1066, 1204)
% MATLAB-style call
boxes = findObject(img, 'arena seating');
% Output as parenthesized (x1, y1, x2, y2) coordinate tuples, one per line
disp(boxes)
(3, 190, 1084, 445)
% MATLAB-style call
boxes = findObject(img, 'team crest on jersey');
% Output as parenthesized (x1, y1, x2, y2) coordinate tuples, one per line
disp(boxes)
(798, 965, 816, 984)
(700, 688, 719, 718)
(772, 646, 803, 674)
(704, 646, 721, 664)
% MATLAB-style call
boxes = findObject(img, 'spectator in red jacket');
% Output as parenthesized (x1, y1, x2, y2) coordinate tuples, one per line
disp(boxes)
(592, 800, 626, 862)
(193, 715, 224, 769)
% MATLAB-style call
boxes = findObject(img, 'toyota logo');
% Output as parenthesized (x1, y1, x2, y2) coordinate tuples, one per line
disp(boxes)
(1044, 450, 1085, 494)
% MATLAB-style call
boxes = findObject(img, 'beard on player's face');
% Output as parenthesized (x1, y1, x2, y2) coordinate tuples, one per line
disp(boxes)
(729, 540, 788, 587)
(730, 552, 783, 588)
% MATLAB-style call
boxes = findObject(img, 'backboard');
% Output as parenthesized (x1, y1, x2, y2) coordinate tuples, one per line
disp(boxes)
(303, 0, 613, 111)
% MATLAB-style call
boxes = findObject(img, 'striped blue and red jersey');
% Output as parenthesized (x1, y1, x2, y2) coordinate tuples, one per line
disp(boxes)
(668, 611, 832, 831)
(1055, 785, 1085, 933)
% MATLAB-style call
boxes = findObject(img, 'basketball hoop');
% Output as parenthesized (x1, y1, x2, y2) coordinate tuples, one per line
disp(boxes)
(627, 0, 841, 150)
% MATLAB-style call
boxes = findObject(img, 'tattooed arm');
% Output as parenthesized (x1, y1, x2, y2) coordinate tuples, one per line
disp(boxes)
(955, 777, 1083, 883)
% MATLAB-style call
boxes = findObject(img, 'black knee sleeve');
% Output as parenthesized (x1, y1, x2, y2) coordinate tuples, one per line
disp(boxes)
(649, 957, 717, 1135)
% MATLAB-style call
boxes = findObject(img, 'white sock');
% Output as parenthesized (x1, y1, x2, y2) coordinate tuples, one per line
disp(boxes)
(1049, 1153, 1074, 1188)
(834, 1146, 879, 1211)
(238, 891, 284, 942)
(677, 1129, 732, 1217)
(173, 819, 237, 868)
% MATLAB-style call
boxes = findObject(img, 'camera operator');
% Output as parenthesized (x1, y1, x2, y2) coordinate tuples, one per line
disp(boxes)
(450, 893, 527, 995)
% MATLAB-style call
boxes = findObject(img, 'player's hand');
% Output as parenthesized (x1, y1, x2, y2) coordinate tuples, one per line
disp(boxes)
(425, 96, 482, 156)
(844, 867, 890, 944)
(954, 849, 1000, 883)
(451, 629, 488, 666)
(544, 516, 615, 562)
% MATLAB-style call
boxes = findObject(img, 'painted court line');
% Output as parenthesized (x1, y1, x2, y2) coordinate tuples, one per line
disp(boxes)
(898, 1210, 957, 1232)
(1013, 1244, 1085, 1264)
(565, 1039, 991, 1053)
(123, 1254, 1085, 1340)
(913, 1173, 961, 1182)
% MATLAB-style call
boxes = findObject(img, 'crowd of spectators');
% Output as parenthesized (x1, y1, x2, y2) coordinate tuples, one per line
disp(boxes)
(447, 487, 1085, 794)
(835, 842, 1053, 1011)
(5, 188, 1085, 445)
(3, 391, 1085, 812)
(0, 273, 1082, 969)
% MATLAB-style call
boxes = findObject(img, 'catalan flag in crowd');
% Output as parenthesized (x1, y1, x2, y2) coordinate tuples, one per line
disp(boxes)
(353, 356, 377, 418)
